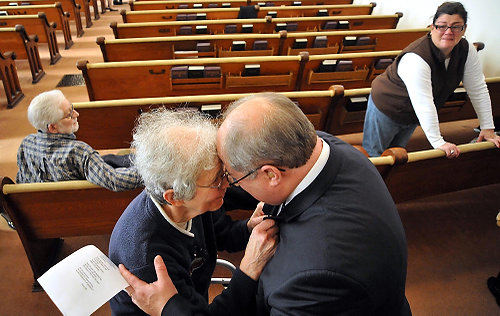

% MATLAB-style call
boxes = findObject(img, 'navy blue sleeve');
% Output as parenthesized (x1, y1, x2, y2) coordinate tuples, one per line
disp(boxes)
(211, 208, 251, 252)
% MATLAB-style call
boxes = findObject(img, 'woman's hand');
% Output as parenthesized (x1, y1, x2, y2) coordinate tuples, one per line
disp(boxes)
(240, 219, 279, 281)
(247, 201, 266, 232)
(478, 129, 500, 148)
(119, 255, 178, 316)
(438, 142, 460, 158)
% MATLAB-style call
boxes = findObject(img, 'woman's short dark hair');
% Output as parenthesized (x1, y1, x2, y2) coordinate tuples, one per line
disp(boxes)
(433, 2, 468, 24)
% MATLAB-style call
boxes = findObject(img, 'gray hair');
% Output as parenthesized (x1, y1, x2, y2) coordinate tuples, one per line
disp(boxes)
(222, 93, 317, 174)
(27, 90, 66, 132)
(132, 108, 218, 203)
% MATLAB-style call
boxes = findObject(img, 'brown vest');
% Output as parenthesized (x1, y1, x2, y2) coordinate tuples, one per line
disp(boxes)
(371, 34, 469, 125)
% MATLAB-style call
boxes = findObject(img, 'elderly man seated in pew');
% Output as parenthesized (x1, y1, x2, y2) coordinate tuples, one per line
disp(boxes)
(16, 89, 142, 191)
(109, 108, 278, 315)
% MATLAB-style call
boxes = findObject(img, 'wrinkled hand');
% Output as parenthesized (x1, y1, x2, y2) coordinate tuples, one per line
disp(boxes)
(119, 255, 178, 316)
(247, 202, 266, 232)
(438, 142, 460, 159)
(477, 129, 500, 148)
(240, 219, 279, 281)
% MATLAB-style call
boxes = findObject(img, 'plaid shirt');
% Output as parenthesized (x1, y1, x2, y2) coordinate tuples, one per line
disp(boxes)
(16, 132, 142, 191)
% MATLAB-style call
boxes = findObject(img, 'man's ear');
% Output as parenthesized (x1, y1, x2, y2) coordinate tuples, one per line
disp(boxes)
(261, 165, 281, 187)
(47, 123, 58, 134)
(163, 189, 184, 206)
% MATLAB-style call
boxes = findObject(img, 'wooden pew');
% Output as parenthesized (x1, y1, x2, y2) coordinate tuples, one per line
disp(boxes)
(125, 3, 375, 20)
(0, 50, 24, 108)
(131, 0, 353, 5)
(0, 0, 85, 35)
(282, 28, 428, 55)
(0, 13, 61, 64)
(73, 89, 337, 149)
(300, 50, 400, 90)
(0, 3, 74, 48)
(77, 54, 307, 100)
(0, 177, 143, 291)
(370, 142, 500, 203)
(323, 48, 493, 135)
(0, 25, 45, 83)
(97, 32, 285, 61)
(78, 50, 404, 100)
(112, 13, 403, 38)
(98, 28, 427, 62)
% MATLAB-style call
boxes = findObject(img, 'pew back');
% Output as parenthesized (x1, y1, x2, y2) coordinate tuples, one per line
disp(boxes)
(99, 28, 428, 62)
(112, 13, 403, 38)
(78, 54, 306, 101)
(98, 32, 284, 61)
(0, 14, 60, 64)
(0, 3, 74, 48)
(74, 89, 337, 149)
(0, 0, 84, 37)
(125, 3, 374, 21)
(0, 50, 24, 108)
(129, 0, 353, 8)
(300, 50, 400, 90)
(0, 25, 45, 82)
(0, 177, 142, 285)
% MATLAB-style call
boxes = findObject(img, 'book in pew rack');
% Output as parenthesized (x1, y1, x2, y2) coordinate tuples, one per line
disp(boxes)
(37, 245, 128, 316)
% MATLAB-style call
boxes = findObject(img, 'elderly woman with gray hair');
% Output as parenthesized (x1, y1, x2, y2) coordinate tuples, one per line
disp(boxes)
(109, 108, 278, 316)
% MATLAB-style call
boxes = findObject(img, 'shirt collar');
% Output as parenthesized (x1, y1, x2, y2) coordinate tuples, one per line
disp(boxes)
(276, 138, 330, 215)
(37, 131, 77, 140)
(150, 195, 194, 237)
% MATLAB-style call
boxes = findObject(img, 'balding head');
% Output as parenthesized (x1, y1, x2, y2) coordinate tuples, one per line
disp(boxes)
(217, 93, 317, 174)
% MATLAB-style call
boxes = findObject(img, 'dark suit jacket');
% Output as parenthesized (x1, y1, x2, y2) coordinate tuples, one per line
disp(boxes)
(256, 132, 411, 315)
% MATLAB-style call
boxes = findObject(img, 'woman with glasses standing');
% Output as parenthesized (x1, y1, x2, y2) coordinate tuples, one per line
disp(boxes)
(362, 1, 500, 157)
(109, 108, 278, 315)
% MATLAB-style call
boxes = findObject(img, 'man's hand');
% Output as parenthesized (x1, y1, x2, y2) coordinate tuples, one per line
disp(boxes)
(247, 201, 266, 232)
(438, 142, 460, 159)
(240, 219, 279, 281)
(119, 255, 178, 316)
(478, 129, 500, 148)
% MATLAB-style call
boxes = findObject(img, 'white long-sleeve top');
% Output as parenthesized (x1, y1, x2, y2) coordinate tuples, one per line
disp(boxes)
(397, 42, 494, 148)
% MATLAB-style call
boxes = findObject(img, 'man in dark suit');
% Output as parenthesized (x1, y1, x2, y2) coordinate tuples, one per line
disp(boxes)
(118, 93, 411, 315)
(216, 93, 411, 315)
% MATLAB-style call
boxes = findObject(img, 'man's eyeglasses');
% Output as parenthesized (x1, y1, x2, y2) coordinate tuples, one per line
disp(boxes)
(433, 24, 465, 34)
(63, 104, 75, 120)
(196, 171, 229, 189)
(227, 165, 286, 187)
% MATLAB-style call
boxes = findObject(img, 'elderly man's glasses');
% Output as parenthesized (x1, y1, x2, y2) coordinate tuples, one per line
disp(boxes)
(227, 165, 286, 187)
(433, 24, 465, 34)
(64, 104, 75, 120)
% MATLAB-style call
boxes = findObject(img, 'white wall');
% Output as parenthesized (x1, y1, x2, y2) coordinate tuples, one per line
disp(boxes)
(354, 0, 500, 78)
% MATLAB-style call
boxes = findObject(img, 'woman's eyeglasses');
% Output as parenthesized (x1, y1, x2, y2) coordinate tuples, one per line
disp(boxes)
(433, 24, 465, 34)
(196, 171, 229, 189)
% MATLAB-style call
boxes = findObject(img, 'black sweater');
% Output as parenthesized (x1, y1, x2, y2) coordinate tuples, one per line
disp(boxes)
(109, 190, 256, 315)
